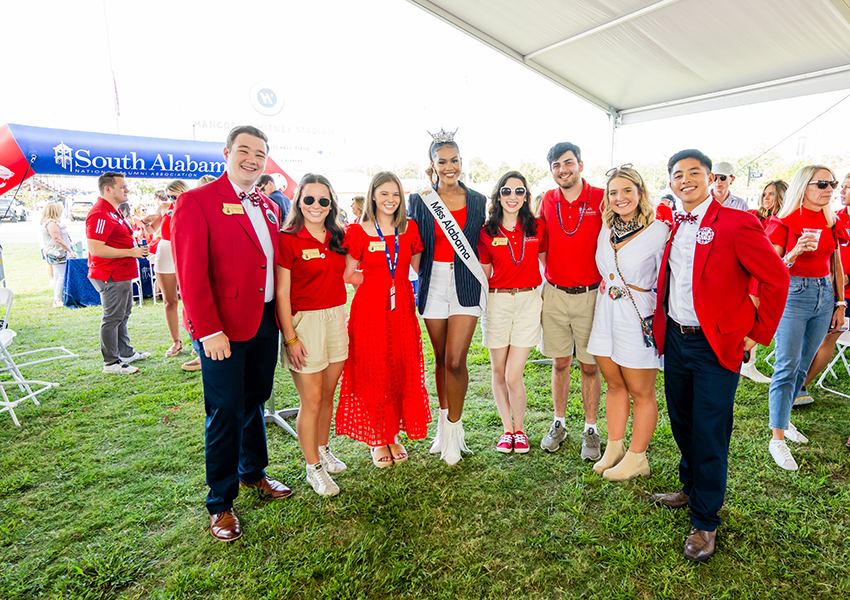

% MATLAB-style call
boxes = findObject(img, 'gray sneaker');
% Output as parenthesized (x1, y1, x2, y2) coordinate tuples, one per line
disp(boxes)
(581, 427, 602, 461)
(540, 421, 567, 453)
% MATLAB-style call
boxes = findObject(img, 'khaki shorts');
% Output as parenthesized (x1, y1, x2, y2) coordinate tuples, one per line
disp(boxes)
(281, 304, 348, 374)
(540, 282, 597, 364)
(482, 289, 542, 349)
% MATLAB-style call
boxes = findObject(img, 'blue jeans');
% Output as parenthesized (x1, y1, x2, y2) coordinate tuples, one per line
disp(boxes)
(768, 276, 833, 430)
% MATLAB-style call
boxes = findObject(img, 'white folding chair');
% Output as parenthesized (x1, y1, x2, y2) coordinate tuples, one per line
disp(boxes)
(815, 331, 850, 399)
(130, 259, 143, 307)
(0, 289, 78, 425)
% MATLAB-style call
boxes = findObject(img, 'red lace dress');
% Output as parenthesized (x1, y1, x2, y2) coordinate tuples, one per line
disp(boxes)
(335, 221, 431, 445)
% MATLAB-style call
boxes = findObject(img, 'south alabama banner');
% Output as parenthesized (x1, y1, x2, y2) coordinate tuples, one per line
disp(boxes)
(0, 123, 297, 196)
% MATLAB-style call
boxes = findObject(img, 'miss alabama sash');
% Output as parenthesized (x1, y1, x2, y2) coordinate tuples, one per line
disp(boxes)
(419, 187, 488, 312)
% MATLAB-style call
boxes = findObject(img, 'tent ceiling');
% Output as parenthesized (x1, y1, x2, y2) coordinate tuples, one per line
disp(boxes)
(405, 0, 850, 124)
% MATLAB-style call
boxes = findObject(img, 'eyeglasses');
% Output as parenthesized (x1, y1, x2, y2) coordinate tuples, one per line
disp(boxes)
(605, 163, 633, 177)
(500, 186, 527, 198)
(714, 174, 728, 182)
(808, 180, 838, 190)
(303, 196, 331, 207)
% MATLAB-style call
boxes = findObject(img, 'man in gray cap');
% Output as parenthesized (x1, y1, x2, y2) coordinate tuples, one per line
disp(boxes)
(710, 162, 748, 210)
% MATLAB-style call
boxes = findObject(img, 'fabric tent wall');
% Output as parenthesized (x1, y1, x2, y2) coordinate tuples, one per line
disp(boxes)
(0, 124, 297, 197)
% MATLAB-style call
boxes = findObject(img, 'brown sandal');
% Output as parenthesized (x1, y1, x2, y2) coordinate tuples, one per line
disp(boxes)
(165, 341, 183, 357)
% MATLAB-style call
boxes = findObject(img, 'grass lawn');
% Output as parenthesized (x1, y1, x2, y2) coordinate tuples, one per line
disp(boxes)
(0, 242, 849, 600)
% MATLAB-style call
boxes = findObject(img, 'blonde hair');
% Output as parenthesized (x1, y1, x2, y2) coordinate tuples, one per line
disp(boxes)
(603, 166, 655, 228)
(362, 171, 408, 232)
(40, 201, 63, 224)
(165, 180, 189, 196)
(198, 175, 216, 186)
(777, 165, 837, 227)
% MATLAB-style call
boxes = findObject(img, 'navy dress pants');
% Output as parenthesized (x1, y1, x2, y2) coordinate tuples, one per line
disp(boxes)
(663, 324, 740, 532)
(199, 302, 278, 514)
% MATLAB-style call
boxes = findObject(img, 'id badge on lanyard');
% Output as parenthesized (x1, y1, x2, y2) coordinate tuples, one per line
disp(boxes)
(375, 223, 399, 311)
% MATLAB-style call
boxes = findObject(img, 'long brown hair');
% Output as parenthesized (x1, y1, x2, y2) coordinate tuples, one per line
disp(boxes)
(758, 179, 787, 220)
(283, 173, 346, 255)
(485, 171, 537, 237)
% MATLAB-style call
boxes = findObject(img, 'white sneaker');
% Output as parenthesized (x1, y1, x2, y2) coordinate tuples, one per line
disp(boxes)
(318, 445, 347, 474)
(305, 463, 339, 497)
(430, 408, 447, 454)
(785, 422, 809, 444)
(769, 439, 798, 471)
(103, 362, 139, 374)
(119, 351, 151, 363)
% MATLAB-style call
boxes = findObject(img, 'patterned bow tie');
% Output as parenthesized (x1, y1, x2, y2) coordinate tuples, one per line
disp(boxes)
(674, 211, 697, 224)
(240, 190, 263, 207)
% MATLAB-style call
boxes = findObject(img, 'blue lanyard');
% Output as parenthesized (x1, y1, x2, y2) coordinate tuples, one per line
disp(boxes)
(374, 222, 399, 280)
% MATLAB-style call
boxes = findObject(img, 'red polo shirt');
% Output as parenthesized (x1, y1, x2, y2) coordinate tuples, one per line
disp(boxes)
(478, 219, 545, 289)
(279, 228, 347, 315)
(85, 198, 137, 282)
(539, 180, 603, 287)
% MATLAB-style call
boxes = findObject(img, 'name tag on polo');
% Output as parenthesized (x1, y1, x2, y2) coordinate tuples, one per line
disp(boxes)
(302, 248, 321, 260)
(492, 237, 509, 246)
(222, 203, 244, 215)
(369, 241, 386, 252)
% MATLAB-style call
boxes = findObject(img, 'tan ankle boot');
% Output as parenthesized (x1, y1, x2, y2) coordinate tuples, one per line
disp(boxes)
(592, 439, 626, 475)
(602, 450, 650, 481)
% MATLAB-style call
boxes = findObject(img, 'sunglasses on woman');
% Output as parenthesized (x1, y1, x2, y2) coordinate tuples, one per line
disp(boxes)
(808, 180, 838, 190)
(500, 186, 526, 198)
(605, 163, 634, 177)
(303, 196, 331, 207)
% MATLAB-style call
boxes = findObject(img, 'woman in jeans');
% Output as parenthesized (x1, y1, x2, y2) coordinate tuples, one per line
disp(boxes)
(766, 165, 845, 471)
(40, 201, 76, 307)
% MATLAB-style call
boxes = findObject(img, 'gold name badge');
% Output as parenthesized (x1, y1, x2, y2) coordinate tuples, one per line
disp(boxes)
(492, 237, 509, 246)
(222, 203, 245, 215)
(302, 248, 321, 260)
(369, 241, 387, 252)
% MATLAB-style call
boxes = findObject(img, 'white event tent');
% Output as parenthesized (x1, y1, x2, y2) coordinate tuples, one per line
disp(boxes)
(404, 0, 850, 128)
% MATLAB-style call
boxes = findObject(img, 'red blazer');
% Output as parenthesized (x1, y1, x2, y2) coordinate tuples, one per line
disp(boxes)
(654, 199, 789, 372)
(171, 174, 281, 342)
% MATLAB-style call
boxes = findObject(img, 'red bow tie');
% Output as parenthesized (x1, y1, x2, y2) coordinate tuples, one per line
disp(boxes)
(240, 191, 263, 207)
(674, 212, 697, 224)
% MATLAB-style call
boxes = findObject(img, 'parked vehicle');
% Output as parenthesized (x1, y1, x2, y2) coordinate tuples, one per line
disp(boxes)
(70, 195, 97, 221)
(0, 197, 27, 222)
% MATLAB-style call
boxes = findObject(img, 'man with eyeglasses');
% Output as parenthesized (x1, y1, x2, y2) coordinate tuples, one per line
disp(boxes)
(171, 125, 291, 543)
(710, 162, 748, 210)
(538, 142, 604, 460)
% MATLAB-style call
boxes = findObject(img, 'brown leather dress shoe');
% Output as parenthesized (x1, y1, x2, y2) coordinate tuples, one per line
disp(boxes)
(683, 528, 716, 562)
(650, 490, 690, 509)
(209, 509, 242, 542)
(240, 475, 293, 499)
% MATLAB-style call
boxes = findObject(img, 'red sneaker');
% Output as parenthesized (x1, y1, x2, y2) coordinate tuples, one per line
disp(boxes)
(513, 431, 530, 454)
(496, 432, 514, 454)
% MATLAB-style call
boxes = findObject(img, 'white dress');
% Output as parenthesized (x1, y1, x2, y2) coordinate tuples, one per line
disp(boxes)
(587, 220, 669, 369)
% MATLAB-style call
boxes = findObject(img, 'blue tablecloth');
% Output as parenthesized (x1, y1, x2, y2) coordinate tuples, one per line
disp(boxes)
(63, 257, 153, 307)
